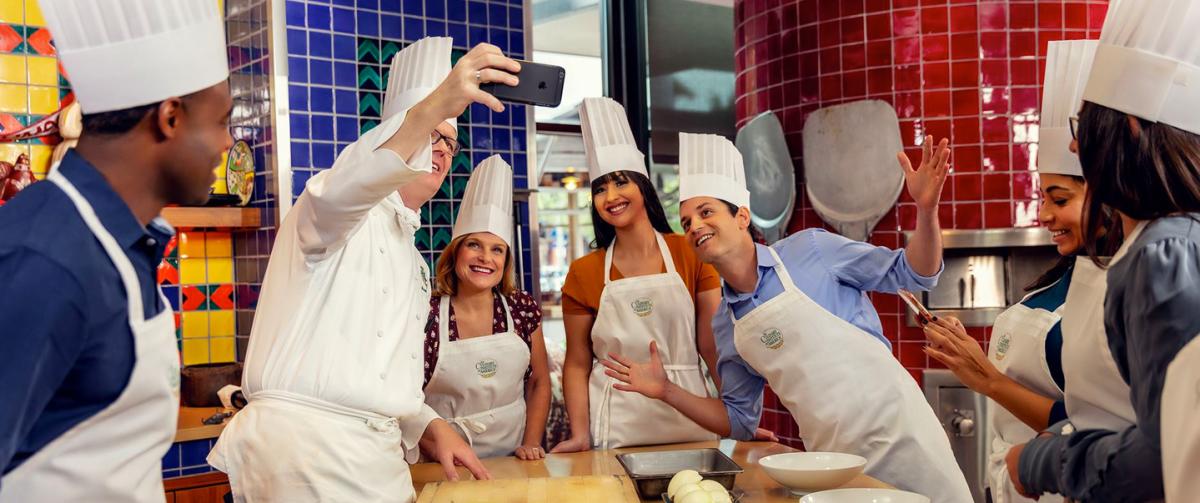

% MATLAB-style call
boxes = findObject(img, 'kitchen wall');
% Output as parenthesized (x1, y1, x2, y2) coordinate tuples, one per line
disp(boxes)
(0, 0, 64, 178)
(734, 0, 1109, 448)
(283, 0, 534, 289)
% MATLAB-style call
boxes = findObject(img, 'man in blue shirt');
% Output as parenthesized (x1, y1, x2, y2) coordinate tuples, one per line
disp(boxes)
(604, 133, 972, 501)
(0, 1, 233, 500)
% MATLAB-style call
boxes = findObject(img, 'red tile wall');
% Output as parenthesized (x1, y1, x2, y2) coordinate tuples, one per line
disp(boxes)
(734, 0, 1110, 449)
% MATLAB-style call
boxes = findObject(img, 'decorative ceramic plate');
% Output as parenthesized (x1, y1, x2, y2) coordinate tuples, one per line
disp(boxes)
(225, 140, 254, 206)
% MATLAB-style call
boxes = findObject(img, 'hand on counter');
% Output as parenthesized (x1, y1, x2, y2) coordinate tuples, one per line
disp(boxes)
(421, 419, 492, 481)
(602, 341, 669, 400)
(514, 444, 546, 460)
(549, 434, 590, 454)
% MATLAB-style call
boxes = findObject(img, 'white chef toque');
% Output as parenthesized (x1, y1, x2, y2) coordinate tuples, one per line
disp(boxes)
(383, 36, 455, 128)
(678, 132, 751, 210)
(1083, 0, 1200, 135)
(1038, 40, 1098, 177)
(453, 155, 513, 247)
(38, 0, 230, 114)
(579, 97, 647, 180)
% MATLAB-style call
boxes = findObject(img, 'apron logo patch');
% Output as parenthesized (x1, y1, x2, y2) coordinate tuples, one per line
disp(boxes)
(631, 297, 654, 317)
(760, 329, 784, 350)
(476, 359, 498, 378)
(996, 333, 1012, 360)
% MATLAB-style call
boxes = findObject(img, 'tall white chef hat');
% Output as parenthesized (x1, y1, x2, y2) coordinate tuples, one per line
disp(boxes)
(678, 132, 751, 210)
(1038, 40, 1098, 177)
(579, 97, 647, 180)
(39, 0, 230, 115)
(383, 36, 455, 128)
(453, 155, 513, 247)
(1083, 0, 1200, 135)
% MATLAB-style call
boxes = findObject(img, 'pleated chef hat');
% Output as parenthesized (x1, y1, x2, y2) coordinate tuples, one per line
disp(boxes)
(39, 0, 229, 114)
(678, 132, 751, 209)
(1038, 40, 1098, 177)
(383, 37, 455, 127)
(579, 97, 647, 179)
(1083, 0, 1200, 135)
(453, 155, 513, 247)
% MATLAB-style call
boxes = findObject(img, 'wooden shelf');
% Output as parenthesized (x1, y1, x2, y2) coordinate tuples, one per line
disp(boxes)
(162, 207, 260, 229)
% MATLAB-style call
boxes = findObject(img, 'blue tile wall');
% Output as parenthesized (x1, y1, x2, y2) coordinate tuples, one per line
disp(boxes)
(162, 438, 219, 479)
(285, 0, 532, 289)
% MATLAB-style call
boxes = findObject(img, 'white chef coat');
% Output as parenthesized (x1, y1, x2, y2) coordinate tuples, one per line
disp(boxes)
(238, 110, 441, 452)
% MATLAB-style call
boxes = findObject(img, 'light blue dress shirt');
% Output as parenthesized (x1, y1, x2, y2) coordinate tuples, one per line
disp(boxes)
(714, 228, 940, 440)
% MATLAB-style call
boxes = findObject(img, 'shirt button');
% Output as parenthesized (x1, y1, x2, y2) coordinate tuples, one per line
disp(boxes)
(147, 238, 157, 247)
(411, 352, 419, 360)
(414, 314, 421, 321)
(379, 372, 387, 380)
(382, 287, 389, 294)
(376, 330, 383, 338)
(378, 246, 385, 254)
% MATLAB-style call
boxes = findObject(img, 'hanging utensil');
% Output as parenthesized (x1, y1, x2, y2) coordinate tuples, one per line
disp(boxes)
(735, 111, 795, 244)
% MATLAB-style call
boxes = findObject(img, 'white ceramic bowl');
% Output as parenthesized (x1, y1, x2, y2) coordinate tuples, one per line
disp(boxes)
(756, 452, 867, 495)
(800, 488, 931, 503)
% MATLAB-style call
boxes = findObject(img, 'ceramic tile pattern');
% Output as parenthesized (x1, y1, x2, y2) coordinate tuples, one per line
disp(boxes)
(0, 0, 65, 178)
(284, 0, 534, 290)
(734, 0, 1110, 448)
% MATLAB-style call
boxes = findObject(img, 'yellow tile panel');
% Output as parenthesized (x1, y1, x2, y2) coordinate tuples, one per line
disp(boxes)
(205, 232, 232, 257)
(210, 337, 236, 363)
(0, 0, 22, 25)
(179, 257, 208, 285)
(0, 54, 27, 84)
(23, 0, 44, 26)
(178, 231, 207, 259)
(182, 338, 210, 366)
(29, 144, 49, 175)
(209, 310, 235, 337)
(0, 83, 27, 113)
(206, 257, 233, 284)
(181, 311, 211, 339)
(28, 85, 57, 115)
(26, 56, 57, 86)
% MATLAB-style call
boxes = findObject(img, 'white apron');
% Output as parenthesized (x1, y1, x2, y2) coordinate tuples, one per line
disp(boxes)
(1, 171, 180, 503)
(1061, 256, 1136, 432)
(984, 280, 1066, 503)
(424, 294, 530, 459)
(1162, 335, 1200, 502)
(589, 233, 717, 449)
(731, 247, 972, 503)
(208, 390, 413, 502)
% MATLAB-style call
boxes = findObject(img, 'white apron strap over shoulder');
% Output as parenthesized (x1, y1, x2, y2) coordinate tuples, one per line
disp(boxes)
(0, 171, 179, 503)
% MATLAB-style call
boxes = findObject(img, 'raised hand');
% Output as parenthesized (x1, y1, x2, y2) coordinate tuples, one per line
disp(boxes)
(897, 135, 951, 211)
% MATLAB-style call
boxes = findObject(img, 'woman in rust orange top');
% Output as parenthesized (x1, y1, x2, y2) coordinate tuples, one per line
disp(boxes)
(549, 98, 722, 452)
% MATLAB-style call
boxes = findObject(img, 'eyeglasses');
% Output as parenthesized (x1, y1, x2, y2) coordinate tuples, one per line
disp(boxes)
(1069, 116, 1079, 141)
(431, 130, 461, 156)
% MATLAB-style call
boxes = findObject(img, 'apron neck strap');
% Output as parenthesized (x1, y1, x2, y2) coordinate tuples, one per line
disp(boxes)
(604, 232, 676, 284)
(765, 246, 798, 293)
(439, 291, 515, 342)
(47, 170, 147, 324)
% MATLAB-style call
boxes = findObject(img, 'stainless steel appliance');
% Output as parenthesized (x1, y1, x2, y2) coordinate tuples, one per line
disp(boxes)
(924, 368, 988, 503)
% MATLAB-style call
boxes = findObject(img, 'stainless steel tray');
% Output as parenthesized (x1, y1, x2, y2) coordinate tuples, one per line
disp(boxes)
(616, 448, 743, 500)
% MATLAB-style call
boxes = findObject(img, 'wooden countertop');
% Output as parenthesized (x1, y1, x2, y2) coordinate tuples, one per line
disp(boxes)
(175, 406, 232, 443)
(411, 440, 891, 502)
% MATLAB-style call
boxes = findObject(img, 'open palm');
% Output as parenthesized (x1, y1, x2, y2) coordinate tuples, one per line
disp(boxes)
(897, 135, 951, 211)
(602, 341, 669, 400)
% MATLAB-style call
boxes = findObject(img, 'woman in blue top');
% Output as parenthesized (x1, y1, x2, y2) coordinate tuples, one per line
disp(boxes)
(920, 40, 1124, 503)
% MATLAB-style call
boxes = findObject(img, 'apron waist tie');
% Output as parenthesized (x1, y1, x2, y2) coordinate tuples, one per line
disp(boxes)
(447, 399, 524, 446)
(593, 362, 703, 450)
(249, 389, 400, 434)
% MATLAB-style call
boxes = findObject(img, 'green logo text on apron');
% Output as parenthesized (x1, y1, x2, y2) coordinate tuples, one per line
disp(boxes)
(631, 297, 654, 317)
(995, 333, 1012, 360)
(475, 359, 498, 378)
(760, 329, 784, 350)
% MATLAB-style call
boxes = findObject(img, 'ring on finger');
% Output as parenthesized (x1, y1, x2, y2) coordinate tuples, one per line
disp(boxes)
(475, 70, 482, 82)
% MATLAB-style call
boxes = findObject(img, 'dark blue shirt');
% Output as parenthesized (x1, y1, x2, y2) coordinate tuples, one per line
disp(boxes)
(0, 150, 171, 479)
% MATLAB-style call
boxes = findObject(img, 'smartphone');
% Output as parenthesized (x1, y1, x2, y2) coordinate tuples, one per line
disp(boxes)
(898, 289, 934, 325)
(480, 60, 565, 107)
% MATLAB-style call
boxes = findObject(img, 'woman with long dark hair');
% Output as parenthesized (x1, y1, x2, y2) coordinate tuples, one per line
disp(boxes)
(920, 40, 1128, 503)
(1009, 2, 1200, 501)
(549, 98, 722, 452)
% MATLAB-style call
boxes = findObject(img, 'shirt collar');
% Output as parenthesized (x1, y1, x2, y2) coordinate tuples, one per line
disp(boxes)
(58, 150, 168, 251)
(720, 243, 779, 302)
